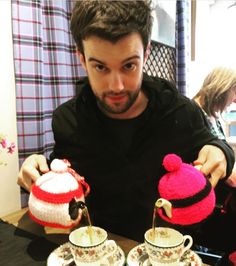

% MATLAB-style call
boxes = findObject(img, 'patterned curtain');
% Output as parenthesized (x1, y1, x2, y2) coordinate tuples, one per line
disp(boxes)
(175, 0, 190, 95)
(11, 0, 86, 166)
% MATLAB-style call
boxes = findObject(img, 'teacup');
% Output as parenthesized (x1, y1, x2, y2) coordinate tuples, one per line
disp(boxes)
(144, 227, 193, 266)
(69, 226, 117, 266)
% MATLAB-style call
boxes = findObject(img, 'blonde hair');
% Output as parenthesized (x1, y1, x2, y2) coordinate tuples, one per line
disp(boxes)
(193, 67, 236, 117)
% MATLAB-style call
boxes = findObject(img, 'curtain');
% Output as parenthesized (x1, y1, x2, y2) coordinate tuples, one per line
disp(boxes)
(11, 0, 86, 166)
(175, 0, 190, 95)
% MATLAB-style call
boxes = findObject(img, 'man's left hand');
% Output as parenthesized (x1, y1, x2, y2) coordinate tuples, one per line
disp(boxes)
(194, 145, 227, 188)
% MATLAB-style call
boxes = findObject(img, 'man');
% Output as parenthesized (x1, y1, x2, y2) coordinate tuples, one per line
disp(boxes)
(18, 0, 234, 243)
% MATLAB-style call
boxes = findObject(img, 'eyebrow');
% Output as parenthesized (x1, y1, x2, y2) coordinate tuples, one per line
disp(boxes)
(88, 55, 141, 65)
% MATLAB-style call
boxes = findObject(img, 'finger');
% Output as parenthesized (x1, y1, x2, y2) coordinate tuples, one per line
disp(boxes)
(194, 161, 213, 182)
(37, 155, 49, 173)
(208, 165, 225, 187)
(193, 163, 202, 171)
(17, 178, 31, 192)
(208, 174, 220, 188)
(193, 157, 209, 174)
(194, 154, 214, 176)
(194, 148, 208, 166)
(17, 155, 49, 191)
(22, 165, 42, 183)
(194, 158, 212, 176)
(202, 160, 226, 178)
(198, 162, 214, 177)
(194, 163, 218, 187)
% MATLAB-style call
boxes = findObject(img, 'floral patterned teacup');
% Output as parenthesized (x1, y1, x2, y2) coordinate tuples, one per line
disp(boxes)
(144, 227, 193, 266)
(69, 226, 117, 266)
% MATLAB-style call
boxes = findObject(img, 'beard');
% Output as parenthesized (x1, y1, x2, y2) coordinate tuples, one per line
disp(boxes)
(95, 89, 140, 115)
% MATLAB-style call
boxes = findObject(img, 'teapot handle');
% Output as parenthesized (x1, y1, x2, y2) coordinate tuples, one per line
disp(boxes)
(79, 178, 90, 197)
(68, 167, 90, 196)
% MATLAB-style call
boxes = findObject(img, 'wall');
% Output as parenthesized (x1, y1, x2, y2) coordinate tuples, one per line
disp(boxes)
(0, 0, 21, 216)
(189, 0, 236, 98)
(189, 0, 212, 98)
(151, 0, 176, 47)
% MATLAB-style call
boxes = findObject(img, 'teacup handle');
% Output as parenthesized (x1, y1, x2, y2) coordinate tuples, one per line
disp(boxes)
(181, 235, 193, 257)
(100, 240, 117, 265)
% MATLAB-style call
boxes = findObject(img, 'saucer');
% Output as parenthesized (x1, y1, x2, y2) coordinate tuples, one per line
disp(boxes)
(47, 242, 126, 266)
(126, 243, 202, 266)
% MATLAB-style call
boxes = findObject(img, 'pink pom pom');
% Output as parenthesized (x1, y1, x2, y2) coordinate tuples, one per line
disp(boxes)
(163, 154, 182, 172)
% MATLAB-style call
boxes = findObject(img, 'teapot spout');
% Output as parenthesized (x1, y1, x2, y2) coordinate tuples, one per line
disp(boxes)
(155, 198, 172, 218)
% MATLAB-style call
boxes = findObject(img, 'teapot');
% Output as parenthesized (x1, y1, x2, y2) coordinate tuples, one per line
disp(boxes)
(156, 153, 216, 225)
(28, 159, 90, 228)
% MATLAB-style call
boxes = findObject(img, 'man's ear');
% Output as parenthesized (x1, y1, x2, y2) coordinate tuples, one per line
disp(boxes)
(144, 42, 151, 64)
(77, 50, 86, 71)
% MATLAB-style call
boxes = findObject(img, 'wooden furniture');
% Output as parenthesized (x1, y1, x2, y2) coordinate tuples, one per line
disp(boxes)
(2, 208, 210, 265)
(1, 207, 138, 256)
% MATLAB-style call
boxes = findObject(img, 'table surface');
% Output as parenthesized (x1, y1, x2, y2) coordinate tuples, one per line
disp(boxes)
(2, 208, 209, 265)
(1, 207, 139, 255)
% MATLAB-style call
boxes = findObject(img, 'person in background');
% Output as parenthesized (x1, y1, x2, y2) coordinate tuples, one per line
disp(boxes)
(193, 67, 236, 253)
(17, 0, 234, 249)
(193, 66, 236, 187)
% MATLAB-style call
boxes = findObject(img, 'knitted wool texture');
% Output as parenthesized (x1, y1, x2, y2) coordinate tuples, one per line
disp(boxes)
(158, 154, 216, 225)
(28, 159, 90, 228)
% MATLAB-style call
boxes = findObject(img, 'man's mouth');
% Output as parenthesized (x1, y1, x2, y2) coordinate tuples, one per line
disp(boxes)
(106, 94, 127, 102)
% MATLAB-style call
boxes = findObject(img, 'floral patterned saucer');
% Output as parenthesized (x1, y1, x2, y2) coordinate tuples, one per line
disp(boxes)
(47, 242, 125, 266)
(126, 243, 202, 266)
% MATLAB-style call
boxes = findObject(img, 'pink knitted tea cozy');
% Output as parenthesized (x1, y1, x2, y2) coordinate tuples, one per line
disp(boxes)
(28, 159, 90, 229)
(157, 153, 216, 225)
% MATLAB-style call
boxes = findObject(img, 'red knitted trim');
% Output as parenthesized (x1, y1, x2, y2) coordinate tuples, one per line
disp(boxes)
(32, 184, 83, 204)
(28, 211, 74, 229)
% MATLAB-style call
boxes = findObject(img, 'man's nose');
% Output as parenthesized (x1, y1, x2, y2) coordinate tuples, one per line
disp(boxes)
(108, 72, 124, 92)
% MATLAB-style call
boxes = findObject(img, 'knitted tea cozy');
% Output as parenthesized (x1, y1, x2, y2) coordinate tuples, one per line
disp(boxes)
(157, 153, 216, 225)
(28, 159, 90, 229)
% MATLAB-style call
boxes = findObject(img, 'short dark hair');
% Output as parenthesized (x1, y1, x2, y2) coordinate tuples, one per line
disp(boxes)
(70, 0, 153, 54)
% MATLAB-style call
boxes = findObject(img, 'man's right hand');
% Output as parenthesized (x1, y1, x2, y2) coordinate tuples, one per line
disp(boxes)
(17, 154, 49, 192)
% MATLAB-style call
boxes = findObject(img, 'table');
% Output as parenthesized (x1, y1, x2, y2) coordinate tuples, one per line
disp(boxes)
(1, 207, 139, 265)
(1, 208, 210, 265)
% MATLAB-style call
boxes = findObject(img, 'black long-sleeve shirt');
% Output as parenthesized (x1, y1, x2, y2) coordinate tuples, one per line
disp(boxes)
(50, 74, 234, 242)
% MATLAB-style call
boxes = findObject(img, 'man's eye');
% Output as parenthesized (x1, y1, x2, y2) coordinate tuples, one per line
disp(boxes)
(95, 64, 107, 72)
(124, 63, 136, 71)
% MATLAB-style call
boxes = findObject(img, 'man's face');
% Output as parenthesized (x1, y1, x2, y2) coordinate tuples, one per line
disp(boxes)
(79, 33, 149, 119)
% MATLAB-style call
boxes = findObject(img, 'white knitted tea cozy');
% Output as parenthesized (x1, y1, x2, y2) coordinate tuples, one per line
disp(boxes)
(28, 159, 90, 228)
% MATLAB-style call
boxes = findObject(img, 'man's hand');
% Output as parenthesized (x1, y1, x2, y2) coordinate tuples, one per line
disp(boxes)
(194, 145, 227, 188)
(225, 163, 236, 188)
(17, 154, 49, 192)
